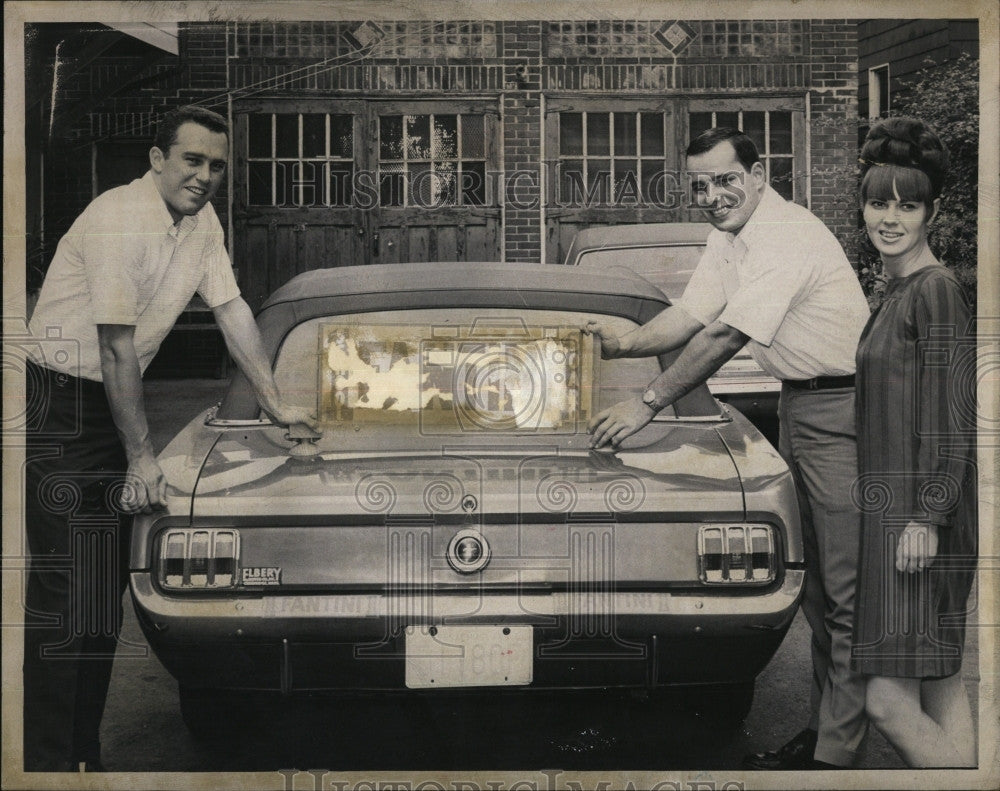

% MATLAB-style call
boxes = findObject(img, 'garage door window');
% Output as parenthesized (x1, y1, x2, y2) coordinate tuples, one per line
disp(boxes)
(557, 111, 668, 204)
(247, 113, 355, 207)
(379, 114, 488, 207)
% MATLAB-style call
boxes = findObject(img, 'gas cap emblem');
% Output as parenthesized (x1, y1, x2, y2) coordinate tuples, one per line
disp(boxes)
(447, 528, 491, 574)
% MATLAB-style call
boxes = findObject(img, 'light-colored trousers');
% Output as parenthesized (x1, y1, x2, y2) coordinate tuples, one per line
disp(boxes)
(778, 384, 868, 767)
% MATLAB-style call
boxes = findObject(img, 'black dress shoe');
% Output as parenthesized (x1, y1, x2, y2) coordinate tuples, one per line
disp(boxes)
(742, 728, 818, 770)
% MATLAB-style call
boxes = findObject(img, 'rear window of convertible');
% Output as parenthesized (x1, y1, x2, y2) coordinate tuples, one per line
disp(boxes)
(273, 308, 676, 434)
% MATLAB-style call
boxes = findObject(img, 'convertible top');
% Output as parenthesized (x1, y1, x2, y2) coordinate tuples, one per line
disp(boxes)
(260, 260, 670, 310)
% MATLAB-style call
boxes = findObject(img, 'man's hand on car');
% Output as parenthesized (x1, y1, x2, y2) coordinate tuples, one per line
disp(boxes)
(264, 402, 323, 435)
(122, 451, 168, 514)
(581, 320, 623, 359)
(588, 396, 655, 449)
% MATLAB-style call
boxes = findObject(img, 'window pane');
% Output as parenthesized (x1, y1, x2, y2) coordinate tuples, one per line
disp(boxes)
(589, 160, 611, 203)
(462, 161, 486, 205)
(380, 116, 404, 160)
(278, 161, 295, 206)
(614, 161, 639, 202)
(716, 112, 739, 130)
(248, 115, 272, 158)
(330, 115, 353, 159)
(769, 112, 792, 154)
(614, 113, 637, 156)
(641, 113, 664, 156)
(433, 115, 458, 159)
(275, 114, 298, 158)
(411, 162, 432, 206)
(770, 157, 793, 199)
(302, 114, 326, 158)
(689, 112, 713, 143)
(560, 160, 584, 203)
(461, 115, 484, 158)
(380, 164, 405, 206)
(560, 113, 583, 156)
(248, 162, 272, 204)
(407, 115, 431, 159)
(642, 160, 667, 204)
(742, 112, 766, 154)
(329, 163, 354, 206)
(588, 113, 610, 156)
(432, 162, 457, 205)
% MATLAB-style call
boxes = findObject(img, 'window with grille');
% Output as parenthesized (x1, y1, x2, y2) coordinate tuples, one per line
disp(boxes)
(689, 110, 795, 200)
(378, 114, 488, 207)
(556, 110, 669, 205)
(247, 113, 355, 207)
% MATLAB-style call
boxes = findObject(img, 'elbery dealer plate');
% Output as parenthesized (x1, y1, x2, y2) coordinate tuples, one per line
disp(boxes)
(404, 625, 533, 688)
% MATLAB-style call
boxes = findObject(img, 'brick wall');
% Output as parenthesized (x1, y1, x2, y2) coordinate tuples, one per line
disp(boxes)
(501, 22, 542, 262)
(808, 20, 860, 253)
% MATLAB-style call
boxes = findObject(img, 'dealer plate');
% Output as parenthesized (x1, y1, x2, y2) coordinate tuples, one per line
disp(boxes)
(404, 625, 532, 689)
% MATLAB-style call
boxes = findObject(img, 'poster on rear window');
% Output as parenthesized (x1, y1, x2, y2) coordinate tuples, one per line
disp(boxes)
(3, 1, 997, 790)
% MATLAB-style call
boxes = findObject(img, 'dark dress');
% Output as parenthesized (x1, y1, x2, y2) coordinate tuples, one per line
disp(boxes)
(852, 265, 977, 678)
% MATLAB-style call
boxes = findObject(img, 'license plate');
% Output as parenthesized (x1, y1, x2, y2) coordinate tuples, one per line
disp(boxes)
(404, 625, 533, 689)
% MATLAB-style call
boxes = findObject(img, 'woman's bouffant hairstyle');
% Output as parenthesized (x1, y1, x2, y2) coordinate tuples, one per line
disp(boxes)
(859, 117, 948, 211)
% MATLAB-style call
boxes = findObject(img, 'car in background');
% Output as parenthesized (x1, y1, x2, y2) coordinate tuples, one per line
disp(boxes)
(564, 223, 781, 444)
(129, 262, 803, 738)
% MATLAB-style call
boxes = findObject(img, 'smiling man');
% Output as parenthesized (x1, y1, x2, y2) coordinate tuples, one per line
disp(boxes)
(23, 105, 317, 771)
(585, 127, 871, 769)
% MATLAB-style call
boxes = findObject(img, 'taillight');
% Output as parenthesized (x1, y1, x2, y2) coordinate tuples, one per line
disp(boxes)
(158, 529, 240, 589)
(697, 524, 775, 585)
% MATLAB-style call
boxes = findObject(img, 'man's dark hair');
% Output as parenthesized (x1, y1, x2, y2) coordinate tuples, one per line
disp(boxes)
(686, 127, 760, 170)
(154, 105, 229, 154)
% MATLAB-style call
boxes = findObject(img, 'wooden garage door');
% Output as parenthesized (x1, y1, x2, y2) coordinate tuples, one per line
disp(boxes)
(544, 97, 685, 266)
(233, 98, 501, 311)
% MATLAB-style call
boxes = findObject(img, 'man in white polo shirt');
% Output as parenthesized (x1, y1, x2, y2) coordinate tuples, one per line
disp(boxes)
(23, 106, 317, 771)
(586, 128, 871, 768)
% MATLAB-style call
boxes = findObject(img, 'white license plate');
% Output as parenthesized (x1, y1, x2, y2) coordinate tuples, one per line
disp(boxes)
(404, 625, 533, 689)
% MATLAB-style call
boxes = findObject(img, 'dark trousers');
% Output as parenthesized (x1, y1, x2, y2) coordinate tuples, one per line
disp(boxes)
(23, 360, 131, 771)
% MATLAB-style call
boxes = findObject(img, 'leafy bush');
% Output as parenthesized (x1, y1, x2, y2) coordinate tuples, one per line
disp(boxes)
(859, 53, 979, 308)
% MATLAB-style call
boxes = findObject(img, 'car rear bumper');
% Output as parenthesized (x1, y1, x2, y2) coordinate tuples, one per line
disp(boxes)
(131, 569, 804, 692)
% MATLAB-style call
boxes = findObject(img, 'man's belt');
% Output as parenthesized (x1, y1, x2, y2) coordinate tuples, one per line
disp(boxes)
(783, 374, 855, 391)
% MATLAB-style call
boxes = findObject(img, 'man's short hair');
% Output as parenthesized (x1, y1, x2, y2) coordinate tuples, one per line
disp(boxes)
(154, 105, 229, 154)
(686, 127, 761, 171)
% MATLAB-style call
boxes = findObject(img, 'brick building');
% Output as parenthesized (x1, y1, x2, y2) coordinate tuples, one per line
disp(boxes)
(25, 18, 860, 372)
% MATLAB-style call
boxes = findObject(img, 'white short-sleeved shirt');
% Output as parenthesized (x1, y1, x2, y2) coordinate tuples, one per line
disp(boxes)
(678, 185, 870, 380)
(28, 171, 240, 381)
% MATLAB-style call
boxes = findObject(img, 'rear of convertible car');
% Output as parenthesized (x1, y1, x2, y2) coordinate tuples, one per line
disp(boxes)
(129, 263, 803, 717)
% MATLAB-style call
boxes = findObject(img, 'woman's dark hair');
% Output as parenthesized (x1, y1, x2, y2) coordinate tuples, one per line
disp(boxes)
(153, 105, 229, 154)
(859, 117, 948, 210)
(686, 127, 761, 171)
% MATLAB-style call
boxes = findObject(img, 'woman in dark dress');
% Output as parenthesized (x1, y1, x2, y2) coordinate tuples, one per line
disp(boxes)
(852, 117, 977, 766)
